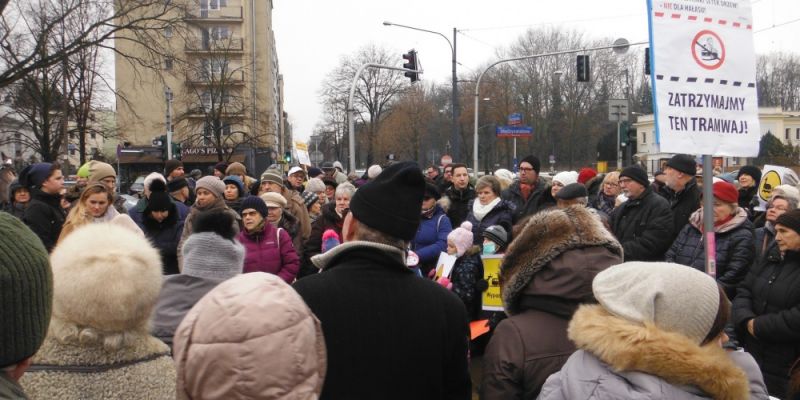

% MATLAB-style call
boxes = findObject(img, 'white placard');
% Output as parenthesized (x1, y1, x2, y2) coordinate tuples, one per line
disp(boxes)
(434, 252, 457, 280)
(648, 0, 760, 156)
(755, 165, 800, 211)
(294, 141, 311, 166)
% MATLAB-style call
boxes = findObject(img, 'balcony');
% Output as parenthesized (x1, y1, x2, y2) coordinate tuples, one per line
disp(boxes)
(184, 108, 246, 119)
(185, 6, 243, 22)
(185, 37, 243, 53)
(186, 70, 246, 86)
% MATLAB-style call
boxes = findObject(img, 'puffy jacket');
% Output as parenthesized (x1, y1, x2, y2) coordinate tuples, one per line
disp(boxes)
(466, 199, 513, 245)
(173, 273, 326, 400)
(150, 274, 225, 348)
(22, 188, 65, 252)
(298, 202, 346, 279)
(610, 186, 674, 261)
(140, 202, 184, 275)
(538, 305, 769, 400)
(733, 249, 800, 398)
(501, 178, 555, 224)
(451, 246, 484, 320)
(444, 185, 475, 228)
(659, 178, 701, 239)
(665, 207, 754, 298)
(411, 205, 452, 275)
(238, 220, 299, 283)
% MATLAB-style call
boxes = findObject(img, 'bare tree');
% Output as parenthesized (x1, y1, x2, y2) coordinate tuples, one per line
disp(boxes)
(757, 52, 800, 110)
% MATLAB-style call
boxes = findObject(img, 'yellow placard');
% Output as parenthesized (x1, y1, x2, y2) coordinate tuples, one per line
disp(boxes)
(596, 161, 608, 173)
(482, 255, 503, 311)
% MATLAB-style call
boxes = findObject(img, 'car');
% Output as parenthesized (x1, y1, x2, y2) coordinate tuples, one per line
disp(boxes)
(718, 169, 738, 184)
(120, 194, 139, 212)
(128, 175, 146, 196)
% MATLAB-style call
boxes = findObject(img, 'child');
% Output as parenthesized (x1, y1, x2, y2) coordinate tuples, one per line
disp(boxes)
(482, 225, 508, 255)
(441, 221, 483, 321)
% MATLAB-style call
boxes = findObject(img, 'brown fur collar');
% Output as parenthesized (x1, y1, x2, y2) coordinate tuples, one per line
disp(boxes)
(568, 305, 749, 400)
(500, 205, 622, 315)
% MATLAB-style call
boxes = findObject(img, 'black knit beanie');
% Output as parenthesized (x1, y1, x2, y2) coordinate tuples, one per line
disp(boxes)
(620, 166, 650, 188)
(349, 161, 425, 240)
(146, 180, 173, 212)
(520, 155, 541, 174)
(164, 159, 183, 177)
(0, 213, 52, 367)
(241, 195, 269, 218)
(738, 165, 762, 185)
(776, 209, 800, 235)
(666, 154, 697, 175)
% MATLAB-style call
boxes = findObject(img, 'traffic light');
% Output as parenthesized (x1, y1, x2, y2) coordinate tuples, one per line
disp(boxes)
(627, 125, 638, 144)
(577, 55, 590, 82)
(172, 142, 182, 160)
(644, 47, 651, 76)
(283, 151, 292, 163)
(402, 50, 419, 83)
(153, 135, 168, 159)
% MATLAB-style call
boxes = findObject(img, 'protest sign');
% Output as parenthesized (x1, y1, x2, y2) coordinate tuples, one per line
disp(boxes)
(755, 165, 800, 211)
(434, 252, 457, 280)
(482, 255, 503, 312)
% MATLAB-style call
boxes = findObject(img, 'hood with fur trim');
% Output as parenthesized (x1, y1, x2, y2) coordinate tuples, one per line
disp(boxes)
(500, 205, 622, 315)
(564, 305, 750, 400)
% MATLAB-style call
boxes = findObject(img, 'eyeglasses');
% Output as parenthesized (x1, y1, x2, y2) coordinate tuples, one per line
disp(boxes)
(604, 182, 619, 187)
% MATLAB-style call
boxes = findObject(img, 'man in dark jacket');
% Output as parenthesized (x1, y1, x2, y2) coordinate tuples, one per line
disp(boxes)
(19, 163, 66, 252)
(293, 161, 472, 399)
(501, 155, 554, 224)
(611, 166, 674, 261)
(443, 163, 475, 228)
(481, 205, 623, 399)
(659, 154, 701, 238)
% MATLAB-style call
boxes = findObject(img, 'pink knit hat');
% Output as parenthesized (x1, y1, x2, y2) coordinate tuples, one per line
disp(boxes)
(448, 221, 474, 257)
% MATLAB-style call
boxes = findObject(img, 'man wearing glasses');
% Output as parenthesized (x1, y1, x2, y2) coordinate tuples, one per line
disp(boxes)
(610, 165, 674, 261)
(501, 155, 554, 224)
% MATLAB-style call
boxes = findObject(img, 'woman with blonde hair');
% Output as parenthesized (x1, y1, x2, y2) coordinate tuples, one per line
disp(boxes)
(58, 183, 117, 242)
(589, 171, 620, 218)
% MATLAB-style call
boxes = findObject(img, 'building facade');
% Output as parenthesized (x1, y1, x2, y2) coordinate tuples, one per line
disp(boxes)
(633, 107, 800, 172)
(114, 0, 283, 171)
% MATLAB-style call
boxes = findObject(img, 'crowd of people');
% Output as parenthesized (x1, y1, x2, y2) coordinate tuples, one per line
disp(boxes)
(0, 154, 799, 399)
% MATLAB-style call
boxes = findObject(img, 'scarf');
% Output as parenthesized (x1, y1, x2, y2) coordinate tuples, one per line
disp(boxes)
(520, 183, 533, 201)
(421, 206, 435, 219)
(472, 197, 501, 221)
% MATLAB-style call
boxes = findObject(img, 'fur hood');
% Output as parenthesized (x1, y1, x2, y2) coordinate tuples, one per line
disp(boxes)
(500, 205, 622, 315)
(567, 305, 750, 399)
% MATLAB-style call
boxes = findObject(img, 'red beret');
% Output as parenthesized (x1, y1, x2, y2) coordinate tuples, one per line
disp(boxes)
(712, 181, 739, 204)
(578, 168, 597, 185)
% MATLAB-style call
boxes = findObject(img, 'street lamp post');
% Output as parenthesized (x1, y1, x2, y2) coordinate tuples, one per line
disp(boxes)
(384, 21, 459, 162)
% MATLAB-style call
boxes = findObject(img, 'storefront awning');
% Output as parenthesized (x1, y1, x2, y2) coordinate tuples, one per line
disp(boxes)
(180, 153, 246, 164)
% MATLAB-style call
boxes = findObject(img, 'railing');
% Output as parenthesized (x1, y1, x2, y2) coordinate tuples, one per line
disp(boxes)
(184, 37, 243, 52)
(186, 70, 246, 85)
(185, 6, 243, 21)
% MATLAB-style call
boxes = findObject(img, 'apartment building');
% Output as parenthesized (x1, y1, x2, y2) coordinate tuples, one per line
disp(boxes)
(115, 0, 283, 168)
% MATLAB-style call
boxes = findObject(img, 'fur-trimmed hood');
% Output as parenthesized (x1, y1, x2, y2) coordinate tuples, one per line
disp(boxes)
(566, 304, 750, 400)
(500, 205, 622, 315)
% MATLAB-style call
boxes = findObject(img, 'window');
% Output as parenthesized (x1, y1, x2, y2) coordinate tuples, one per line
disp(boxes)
(90, 131, 96, 139)
(209, 26, 229, 41)
(164, 26, 173, 38)
(796, 128, 799, 140)
(642, 132, 647, 143)
(786, 128, 790, 140)
(164, 57, 173, 70)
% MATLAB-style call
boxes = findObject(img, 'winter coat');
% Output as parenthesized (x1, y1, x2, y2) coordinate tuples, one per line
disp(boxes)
(4, 180, 26, 219)
(129, 195, 189, 227)
(278, 209, 303, 260)
(141, 202, 184, 275)
(150, 274, 225, 348)
(0, 373, 27, 399)
(178, 197, 240, 267)
(733, 249, 800, 398)
(173, 273, 326, 400)
(224, 197, 243, 214)
(754, 223, 778, 267)
(665, 207, 755, 298)
(659, 178, 702, 239)
(298, 202, 346, 279)
(482, 206, 623, 399)
(466, 199, 513, 245)
(451, 246, 484, 321)
(21, 324, 175, 399)
(444, 185, 475, 228)
(501, 178, 555, 224)
(538, 305, 769, 400)
(293, 241, 472, 399)
(610, 186, 674, 261)
(411, 205, 452, 275)
(282, 187, 312, 244)
(22, 188, 65, 252)
(238, 220, 299, 283)
(739, 185, 758, 217)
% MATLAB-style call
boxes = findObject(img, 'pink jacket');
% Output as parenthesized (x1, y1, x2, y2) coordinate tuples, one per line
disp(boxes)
(173, 272, 326, 400)
(237, 222, 300, 283)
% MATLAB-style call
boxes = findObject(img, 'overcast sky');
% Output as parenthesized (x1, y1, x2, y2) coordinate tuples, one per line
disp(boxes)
(273, 0, 798, 143)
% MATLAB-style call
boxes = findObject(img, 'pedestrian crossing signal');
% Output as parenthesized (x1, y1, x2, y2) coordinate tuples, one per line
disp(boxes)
(577, 55, 590, 82)
(403, 50, 419, 83)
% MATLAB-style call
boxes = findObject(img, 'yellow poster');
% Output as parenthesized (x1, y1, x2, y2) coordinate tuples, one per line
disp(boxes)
(482, 255, 503, 311)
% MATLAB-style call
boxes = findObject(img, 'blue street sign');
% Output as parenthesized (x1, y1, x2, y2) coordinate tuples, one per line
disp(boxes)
(496, 125, 533, 138)
(508, 113, 523, 126)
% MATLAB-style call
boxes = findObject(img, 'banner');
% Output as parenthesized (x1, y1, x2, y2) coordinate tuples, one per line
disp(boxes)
(755, 165, 800, 211)
(647, 0, 760, 156)
(482, 255, 503, 312)
(294, 141, 311, 166)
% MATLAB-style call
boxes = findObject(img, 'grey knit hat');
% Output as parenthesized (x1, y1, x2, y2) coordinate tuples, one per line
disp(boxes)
(305, 177, 326, 193)
(260, 170, 284, 187)
(195, 176, 226, 199)
(592, 262, 720, 344)
(0, 213, 52, 367)
(182, 232, 245, 280)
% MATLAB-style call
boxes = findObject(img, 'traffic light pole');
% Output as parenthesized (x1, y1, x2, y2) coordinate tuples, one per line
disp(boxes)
(165, 87, 174, 160)
(472, 41, 646, 178)
(347, 63, 422, 173)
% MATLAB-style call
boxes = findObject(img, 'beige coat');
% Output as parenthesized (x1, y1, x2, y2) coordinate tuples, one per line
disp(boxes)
(173, 272, 326, 400)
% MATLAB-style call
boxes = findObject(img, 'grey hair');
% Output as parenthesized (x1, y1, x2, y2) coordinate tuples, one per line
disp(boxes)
(335, 182, 356, 198)
(476, 175, 502, 196)
(354, 220, 406, 250)
(770, 194, 799, 211)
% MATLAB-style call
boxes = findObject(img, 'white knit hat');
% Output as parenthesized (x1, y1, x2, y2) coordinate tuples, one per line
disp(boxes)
(144, 172, 167, 191)
(447, 221, 474, 257)
(592, 262, 720, 344)
(367, 164, 382, 179)
(552, 170, 579, 186)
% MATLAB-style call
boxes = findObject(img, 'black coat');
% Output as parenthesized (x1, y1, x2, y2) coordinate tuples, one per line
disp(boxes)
(23, 188, 65, 252)
(754, 225, 778, 267)
(733, 249, 800, 399)
(664, 209, 754, 298)
(293, 242, 472, 399)
(739, 186, 758, 216)
(610, 186, 674, 261)
(298, 202, 346, 279)
(141, 203, 184, 275)
(502, 179, 554, 224)
(465, 199, 513, 245)
(444, 185, 475, 228)
(658, 178, 701, 240)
